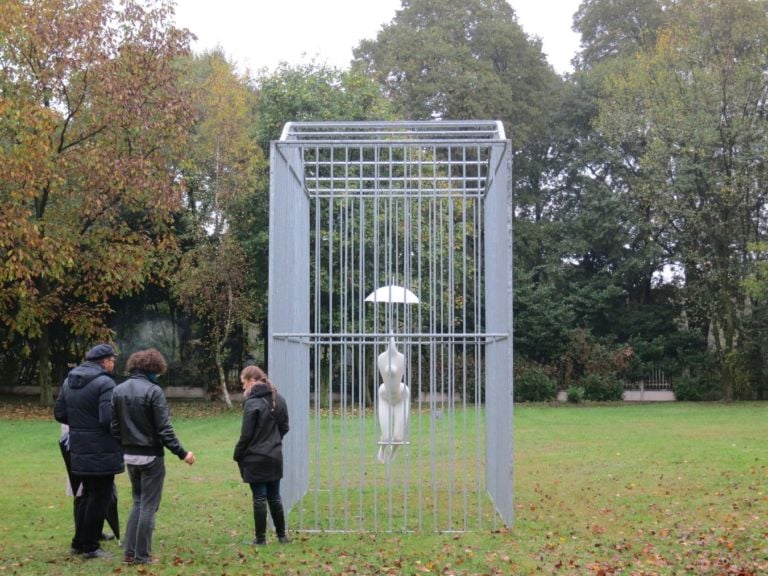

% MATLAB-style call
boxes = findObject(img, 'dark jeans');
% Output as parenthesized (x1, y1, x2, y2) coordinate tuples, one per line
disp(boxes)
(248, 479, 281, 506)
(248, 479, 287, 539)
(75, 475, 115, 553)
(124, 457, 166, 563)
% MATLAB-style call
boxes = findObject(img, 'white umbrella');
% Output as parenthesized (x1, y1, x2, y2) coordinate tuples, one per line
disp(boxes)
(365, 284, 420, 304)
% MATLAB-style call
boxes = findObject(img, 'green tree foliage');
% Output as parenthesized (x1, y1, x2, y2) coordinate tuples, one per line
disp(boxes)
(173, 237, 250, 408)
(240, 62, 394, 338)
(743, 242, 768, 399)
(253, 61, 393, 151)
(509, 1, 671, 376)
(183, 50, 264, 239)
(597, 0, 768, 399)
(514, 266, 575, 365)
(352, 0, 561, 221)
(4, 0, 768, 402)
(175, 50, 264, 405)
(352, 0, 552, 131)
(573, 0, 664, 70)
(354, 0, 562, 221)
(354, 0, 570, 374)
(0, 0, 193, 403)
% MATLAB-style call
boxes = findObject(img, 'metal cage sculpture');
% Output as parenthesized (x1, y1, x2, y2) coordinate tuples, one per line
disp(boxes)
(268, 121, 513, 532)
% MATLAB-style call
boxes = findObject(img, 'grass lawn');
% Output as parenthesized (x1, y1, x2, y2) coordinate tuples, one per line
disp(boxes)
(0, 400, 765, 575)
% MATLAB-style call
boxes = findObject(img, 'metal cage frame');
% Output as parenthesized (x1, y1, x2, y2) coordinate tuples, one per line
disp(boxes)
(268, 121, 513, 531)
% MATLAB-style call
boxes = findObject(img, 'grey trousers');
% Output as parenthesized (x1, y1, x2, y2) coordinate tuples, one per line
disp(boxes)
(124, 457, 165, 562)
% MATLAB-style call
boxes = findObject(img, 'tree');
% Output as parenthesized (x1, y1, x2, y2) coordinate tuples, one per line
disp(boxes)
(573, 0, 664, 70)
(173, 237, 251, 408)
(353, 0, 567, 369)
(0, 0, 193, 403)
(352, 0, 557, 143)
(743, 244, 768, 399)
(238, 61, 394, 360)
(253, 60, 393, 151)
(523, 1, 684, 379)
(182, 50, 264, 239)
(596, 0, 768, 399)
(175, 50, 264, 405)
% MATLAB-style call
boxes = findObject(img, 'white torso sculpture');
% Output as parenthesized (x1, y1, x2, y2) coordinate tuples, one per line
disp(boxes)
(377, 336, 410, 464)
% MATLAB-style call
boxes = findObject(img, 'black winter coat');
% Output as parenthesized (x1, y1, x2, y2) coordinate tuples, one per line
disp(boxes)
(233, 384, 289, 483)
(54, 362, 124, 476)
(111, 373, 188, 460)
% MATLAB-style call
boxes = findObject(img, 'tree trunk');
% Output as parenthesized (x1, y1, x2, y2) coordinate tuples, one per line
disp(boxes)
(214, 284, 235, 409)
(215, 344, 232, 409)
(722, 357, 735, 402)
(38, 327, 53, 406)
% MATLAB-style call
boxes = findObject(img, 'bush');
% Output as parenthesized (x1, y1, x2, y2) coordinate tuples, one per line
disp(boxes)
(673, 374, 723, 401)
(514, 366, 557, 402)
(580, 373, 625, 401)
(566, 385, 585, 403)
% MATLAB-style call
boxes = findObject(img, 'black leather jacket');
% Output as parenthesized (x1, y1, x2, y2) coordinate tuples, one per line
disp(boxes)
(110, 373, 188, 460)
(54, 362, 124, 476)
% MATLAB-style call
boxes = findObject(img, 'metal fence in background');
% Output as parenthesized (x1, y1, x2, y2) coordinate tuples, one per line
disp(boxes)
(268, 121, 513, 531)
(626, 364, 673, 391)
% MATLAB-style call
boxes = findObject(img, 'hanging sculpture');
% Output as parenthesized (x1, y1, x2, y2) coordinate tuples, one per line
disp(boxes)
(365, 283, 419, 464)
(376, 336, 410, 463)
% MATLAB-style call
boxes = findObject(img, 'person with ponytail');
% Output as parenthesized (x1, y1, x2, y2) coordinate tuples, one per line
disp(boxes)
(233, 365, 290, 545)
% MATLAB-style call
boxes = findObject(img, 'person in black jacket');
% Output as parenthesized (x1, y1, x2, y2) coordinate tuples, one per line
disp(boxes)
(234, 365, 290, 545)
(54, 343, 124, 560)
(110, 348, 196, 565)
(58, 424, 120, 545)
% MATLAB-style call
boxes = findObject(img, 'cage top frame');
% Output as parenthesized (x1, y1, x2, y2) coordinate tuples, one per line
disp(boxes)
(279, 120, 506, 143)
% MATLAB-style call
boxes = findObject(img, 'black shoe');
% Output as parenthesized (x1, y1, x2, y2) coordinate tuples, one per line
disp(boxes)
(82, 548, 112, 560)
(100, 532, 116, 541)
(278, 536, 291, 544)
(70, 547, 83, 556)
(252, 538, 267, 546)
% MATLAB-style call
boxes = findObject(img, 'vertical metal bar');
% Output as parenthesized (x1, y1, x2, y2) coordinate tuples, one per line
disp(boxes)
(438, 155, 446, 531)
(429, 146, 438, 531)
(474, 143, 483, 529)
(460, 146, 469, 530)
(327, 149, 335, 531)
(339, 154, 349, 531)
(357, 147, 366, 531)
(386, 145, 394, 532)
(372, 144, 380, 531)
(401, 146, 410, 532)
(447, 145, 457, 530)
(269, 140, 310, 526)
(474, 176, 484, 528)
(416, 147, 424, 532)
(313, 146, 322, 531)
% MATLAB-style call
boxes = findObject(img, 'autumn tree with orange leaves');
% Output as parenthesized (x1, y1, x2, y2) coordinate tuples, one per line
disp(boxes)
(0, 0, 194, 404)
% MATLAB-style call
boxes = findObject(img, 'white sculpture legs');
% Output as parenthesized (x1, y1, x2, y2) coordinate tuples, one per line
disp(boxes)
(377, 337, 409, 464)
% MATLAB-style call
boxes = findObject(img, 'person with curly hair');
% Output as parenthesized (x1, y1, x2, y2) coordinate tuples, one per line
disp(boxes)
(111, 348, 196, 565)
(234, 365, 290, 545)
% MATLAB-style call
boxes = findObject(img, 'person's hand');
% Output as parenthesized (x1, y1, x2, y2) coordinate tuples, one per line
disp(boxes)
(184, 451, 196, 465)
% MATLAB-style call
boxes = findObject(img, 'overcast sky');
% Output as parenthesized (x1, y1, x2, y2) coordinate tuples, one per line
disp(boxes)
(172, 0, 582, 76)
